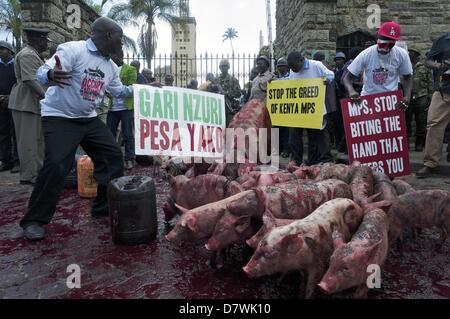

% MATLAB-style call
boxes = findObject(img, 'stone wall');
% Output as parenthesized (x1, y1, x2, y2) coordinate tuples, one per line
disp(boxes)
(20, 0, 99, 45)
(275, 0, 450, 59)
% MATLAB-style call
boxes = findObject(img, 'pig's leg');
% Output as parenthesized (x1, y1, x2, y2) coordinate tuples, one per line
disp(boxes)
(297, 270, 307, 299)
(209, 250, 225, 269)
(352, 285, 369, 299)
(304, 261, 325, 299)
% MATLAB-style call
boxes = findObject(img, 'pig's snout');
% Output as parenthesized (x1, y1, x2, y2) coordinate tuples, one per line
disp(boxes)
(318, 276, 337, 295)
(205, 238, 220, 251)
(242, 261, 260, 278)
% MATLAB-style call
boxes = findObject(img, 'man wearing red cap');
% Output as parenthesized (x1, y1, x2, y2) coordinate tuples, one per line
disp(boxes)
(342, 21, 413, 110)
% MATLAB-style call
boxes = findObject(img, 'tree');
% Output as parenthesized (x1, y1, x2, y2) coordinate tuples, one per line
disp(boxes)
(83, 0, 103, 15)
(107, 0, 181, 67)
(222, 27, 238, 55)
(0, 0, 21, 52)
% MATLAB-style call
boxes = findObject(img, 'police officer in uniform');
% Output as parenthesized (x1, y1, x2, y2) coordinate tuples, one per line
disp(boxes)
(408, 45, 432, 152)
(8, 28, 49, 185)
(218, 59, 241, 126)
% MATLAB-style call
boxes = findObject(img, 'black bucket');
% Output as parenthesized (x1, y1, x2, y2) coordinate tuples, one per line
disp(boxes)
(108, 176, 157, 245)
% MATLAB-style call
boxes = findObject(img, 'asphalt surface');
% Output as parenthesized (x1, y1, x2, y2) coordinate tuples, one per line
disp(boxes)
(0, 164, 449, 299)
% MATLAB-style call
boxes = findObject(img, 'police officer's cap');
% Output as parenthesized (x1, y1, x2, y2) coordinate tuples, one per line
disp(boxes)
(276, 58, 288, 67)
(219, 59, 230, 67)
(23, 27, 51, 40)
(0, 40, 14, 54)
(334, 52, 346, 61)
(408, 45, 421, 56)
(256, 55, 270, 65)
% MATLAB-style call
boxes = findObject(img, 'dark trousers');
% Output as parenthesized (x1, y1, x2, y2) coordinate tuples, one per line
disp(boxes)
(107, 110, 135, 161)
(20, 117, 124, 228)
(289, 127, 333, 166)
(0, 108, 18, 166)
(274, 126, 290, 153)
(406, 96, 428, 146)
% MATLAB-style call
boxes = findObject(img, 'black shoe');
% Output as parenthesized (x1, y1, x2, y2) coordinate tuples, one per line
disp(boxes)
(20, 180, 35, 186)
(416, 166, 437, 179)
(91, 184, 109, 218)
(0, 162, 13, 172)
(23, 224, 45, 241)
(11, 164, 19, 174)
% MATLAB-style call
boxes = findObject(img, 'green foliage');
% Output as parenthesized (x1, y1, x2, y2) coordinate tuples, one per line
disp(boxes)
(0, 0, 22, 52)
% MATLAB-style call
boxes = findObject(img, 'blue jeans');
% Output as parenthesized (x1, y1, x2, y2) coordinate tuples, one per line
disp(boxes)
(107, 110, 135, 161)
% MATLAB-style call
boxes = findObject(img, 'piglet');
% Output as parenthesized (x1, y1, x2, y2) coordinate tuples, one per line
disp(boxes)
(349, 164, 374, 207)
(392, 179, 415, 195)
(243, 198, 364, 298)
(318, 207, 390, 298)
(387, 190, 450, 245)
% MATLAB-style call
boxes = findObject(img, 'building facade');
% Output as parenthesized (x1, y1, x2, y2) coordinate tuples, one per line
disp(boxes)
(275, 0, 450, 61)
(171, 0, 197, 87)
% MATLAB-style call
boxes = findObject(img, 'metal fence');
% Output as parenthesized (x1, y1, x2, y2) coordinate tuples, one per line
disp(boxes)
(124, 52, 261, 89)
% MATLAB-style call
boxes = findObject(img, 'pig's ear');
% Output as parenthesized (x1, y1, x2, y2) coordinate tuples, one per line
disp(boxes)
(367, 200, 392, 212)
(262, 211, 276, 229)
(280, 234, 303, 253)
(174, 203, 189, 215)
(185, 216, 198, 232)
(235, 216, 251, 234)
(367, 192, 381, 203)
(304, 237, 320, 256)
(332, 229, 345, 249)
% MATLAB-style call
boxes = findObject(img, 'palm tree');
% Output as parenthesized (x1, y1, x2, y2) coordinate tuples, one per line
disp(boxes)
(107, 0, 181, 67)
(0, 0, 21, 52)
(222, 27, 238, 55)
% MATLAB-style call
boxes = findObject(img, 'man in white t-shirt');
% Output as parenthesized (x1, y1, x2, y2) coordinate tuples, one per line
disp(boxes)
(343, 21, 413, 110)
(20, 17, 150, 241)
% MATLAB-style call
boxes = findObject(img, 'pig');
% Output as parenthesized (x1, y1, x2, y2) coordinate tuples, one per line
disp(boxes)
(373, 172, 397, 201)
(243, 198, 364, 298)
(161, 157, 192, 176)
(237, 171, 298, 190)
(387, 190, 450, 245)
(165, 190, 261, 243)
(260, 179, 353, 220)
(392, 179, 415, 195)
(349, 164, 374, 207)
(315, 163, 352, 184)
(163, 174, 244, 221)
(318, 207, 390, 298)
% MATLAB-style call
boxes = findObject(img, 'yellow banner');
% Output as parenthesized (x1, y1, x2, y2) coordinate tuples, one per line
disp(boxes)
(267, 78, 326, 129)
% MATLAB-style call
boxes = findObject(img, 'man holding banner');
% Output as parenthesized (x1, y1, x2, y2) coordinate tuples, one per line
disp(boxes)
(342, 21, 413, 109)
(286, 51, 335, 165)
(340, 21, 414, 178)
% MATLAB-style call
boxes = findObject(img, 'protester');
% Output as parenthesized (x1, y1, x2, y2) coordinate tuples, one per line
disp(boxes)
(8, 28, 49, 185)
(416, 31, 450, 178)
(313, 50, 333, 71)
(218, 59, 241, 126)
(407, 45, 432, 152)
(107, 49, 137, 170)
(19, 17, 137, 241)
(130, 60, 146, 84)
(342, 21, 413, 109)
(244, 67, 259, 103)
(187, 79, 198, 89)
(249, 56, 276, 102)
(287, 51, 335, 165)
(0, 40, 19, 173)
(276, 57, 290, 80)
(275, 57, 291, 158)
(165, 74, 174, 86)
(332, 52, 347, 153)
(142, 68, 155, 84)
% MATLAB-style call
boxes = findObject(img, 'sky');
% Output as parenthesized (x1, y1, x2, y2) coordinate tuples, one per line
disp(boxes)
(99, 0, 277, 56)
